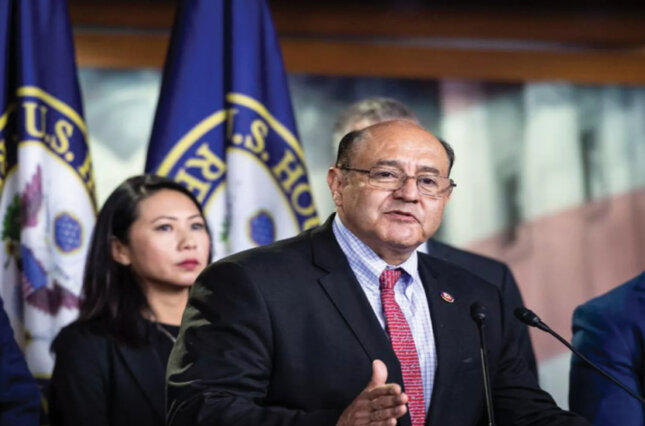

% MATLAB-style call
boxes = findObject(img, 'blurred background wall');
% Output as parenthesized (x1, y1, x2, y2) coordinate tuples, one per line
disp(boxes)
(70, 0, 645, 408)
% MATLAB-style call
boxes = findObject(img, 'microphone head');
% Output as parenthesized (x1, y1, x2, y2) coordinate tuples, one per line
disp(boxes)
(514, 307, 542, 327)
(470, 302, 487, 323)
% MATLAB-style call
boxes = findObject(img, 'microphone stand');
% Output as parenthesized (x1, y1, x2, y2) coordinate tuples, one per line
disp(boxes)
(471, 303, 496, 426)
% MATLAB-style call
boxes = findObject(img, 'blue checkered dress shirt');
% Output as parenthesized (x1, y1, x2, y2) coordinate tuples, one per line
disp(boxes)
(332, 215, 437, 409)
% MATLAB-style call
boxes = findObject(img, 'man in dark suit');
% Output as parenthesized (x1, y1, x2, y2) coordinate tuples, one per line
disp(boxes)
(569, 270, 645, 425)
(0, 297, 40, 426)
(167, 120, 585, 425)
(333, 97, 537, 376)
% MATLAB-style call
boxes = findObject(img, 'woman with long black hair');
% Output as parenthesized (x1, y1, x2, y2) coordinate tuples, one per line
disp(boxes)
(50, 175, 211, 426)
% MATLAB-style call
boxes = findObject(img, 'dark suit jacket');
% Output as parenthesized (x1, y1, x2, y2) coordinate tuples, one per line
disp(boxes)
(0, 298, 39, 426)
(168, 217, 587, 426)
(50, 320, 166, 426)
(569, 271, 645, 425)
(426, 239, 537, 376)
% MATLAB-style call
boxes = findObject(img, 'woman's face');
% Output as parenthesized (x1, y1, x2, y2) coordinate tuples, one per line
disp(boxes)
(111, 189, 211, 291)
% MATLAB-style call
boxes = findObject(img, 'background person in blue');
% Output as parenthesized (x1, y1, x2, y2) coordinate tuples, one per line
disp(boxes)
(569, 270, 645, 425)
(0, 297, 40, 426)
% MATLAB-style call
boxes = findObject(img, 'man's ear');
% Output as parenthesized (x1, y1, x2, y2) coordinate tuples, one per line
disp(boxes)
(110, 238, 131, 266)
(327, 167, 344, 207)
(445, 186, 454, 202)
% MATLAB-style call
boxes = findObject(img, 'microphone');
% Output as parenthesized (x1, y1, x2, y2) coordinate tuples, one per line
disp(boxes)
(470, 303, 496, 426)
(470, 302, 487, 323)
(513, 306, 549, 332)
(514, 307, 645, 405)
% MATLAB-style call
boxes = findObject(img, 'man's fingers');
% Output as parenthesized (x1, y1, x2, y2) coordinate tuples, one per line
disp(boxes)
(365, 420, 397, 426)
(363, 383, 402, 400)
(368, 403, 408, 422)
(369, 393, 408, 411)
(366, 359, 388, 389)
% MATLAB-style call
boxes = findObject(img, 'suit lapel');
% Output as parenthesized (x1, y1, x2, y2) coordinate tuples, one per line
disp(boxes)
(418, 256, 464, 426)
(311, 218, 405, 393)
(115, 340, 165, 422)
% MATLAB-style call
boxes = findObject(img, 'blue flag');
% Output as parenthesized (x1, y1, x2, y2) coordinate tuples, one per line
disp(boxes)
(146, 0, 319, 258)
(0, 0, 96, 383)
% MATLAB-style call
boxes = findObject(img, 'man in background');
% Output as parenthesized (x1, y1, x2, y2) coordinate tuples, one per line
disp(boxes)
(333, 97, 537, 377)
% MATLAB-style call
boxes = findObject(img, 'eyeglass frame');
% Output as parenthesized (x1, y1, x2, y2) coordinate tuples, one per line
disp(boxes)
(337, 165, 456, 198)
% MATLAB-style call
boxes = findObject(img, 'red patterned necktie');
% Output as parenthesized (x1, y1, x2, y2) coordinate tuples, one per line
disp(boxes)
(379, 268, 426, 426)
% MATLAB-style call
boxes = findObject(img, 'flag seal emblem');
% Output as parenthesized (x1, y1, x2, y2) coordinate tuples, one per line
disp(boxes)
(248, 210, 275, 246)
(54, 212, 82, 253)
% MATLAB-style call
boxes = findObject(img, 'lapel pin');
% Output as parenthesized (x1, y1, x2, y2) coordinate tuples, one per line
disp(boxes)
(441, 292, 455, 303)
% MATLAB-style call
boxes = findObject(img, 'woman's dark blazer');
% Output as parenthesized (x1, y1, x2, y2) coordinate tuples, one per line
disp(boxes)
(49, 320, 166, 426)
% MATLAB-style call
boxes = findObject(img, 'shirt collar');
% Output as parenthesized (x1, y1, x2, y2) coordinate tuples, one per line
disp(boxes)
(333, 215, 418, 290)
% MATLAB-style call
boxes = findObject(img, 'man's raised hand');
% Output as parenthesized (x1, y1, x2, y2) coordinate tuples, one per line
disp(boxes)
(337, 360, 408, 426)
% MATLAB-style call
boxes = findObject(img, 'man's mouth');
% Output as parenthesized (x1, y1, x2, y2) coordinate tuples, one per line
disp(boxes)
(385, 210, 418, 222)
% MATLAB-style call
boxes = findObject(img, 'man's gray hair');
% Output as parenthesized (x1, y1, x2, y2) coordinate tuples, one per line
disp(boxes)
(332, 97, 419, 154)
(332, 97, 455, 174)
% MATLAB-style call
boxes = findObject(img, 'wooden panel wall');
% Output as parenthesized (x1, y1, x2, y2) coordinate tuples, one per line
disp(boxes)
(69, 1, 645, 84)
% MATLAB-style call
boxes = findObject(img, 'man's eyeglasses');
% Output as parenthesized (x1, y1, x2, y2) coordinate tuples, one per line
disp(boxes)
(338, 166, 456, 198)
